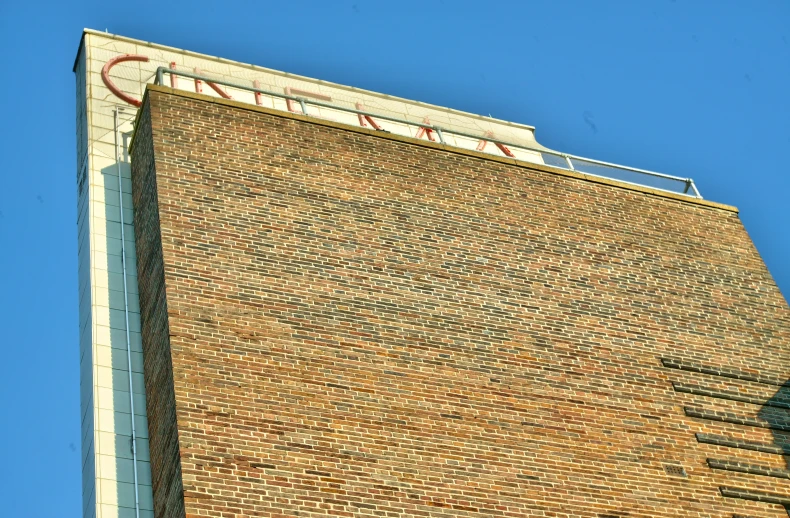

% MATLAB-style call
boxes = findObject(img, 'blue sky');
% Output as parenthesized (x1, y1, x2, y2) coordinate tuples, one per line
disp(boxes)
(0, 1, 788, 516)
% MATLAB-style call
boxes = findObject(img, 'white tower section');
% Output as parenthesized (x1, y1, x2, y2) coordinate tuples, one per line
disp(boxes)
(75, 33, 152, 518)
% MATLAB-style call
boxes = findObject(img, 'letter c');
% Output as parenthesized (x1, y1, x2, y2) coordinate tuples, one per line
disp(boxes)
(101, 54, 150, 107)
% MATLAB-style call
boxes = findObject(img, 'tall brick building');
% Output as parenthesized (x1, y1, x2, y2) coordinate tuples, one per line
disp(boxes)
(77, 31, 789, 518)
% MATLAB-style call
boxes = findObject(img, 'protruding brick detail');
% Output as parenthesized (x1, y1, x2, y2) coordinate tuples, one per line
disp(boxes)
(720, 487, 790, 506)
(685, 407, 790, 432)
(673, 382, 790, 409)
(131, 88, 790, 518)
(696, 433, 790, 455)
(662, 358, 789, 387)
(708, 458, 790, 479)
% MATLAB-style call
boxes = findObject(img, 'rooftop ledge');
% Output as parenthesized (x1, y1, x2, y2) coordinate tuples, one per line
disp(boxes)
(135, 82, 738, 214)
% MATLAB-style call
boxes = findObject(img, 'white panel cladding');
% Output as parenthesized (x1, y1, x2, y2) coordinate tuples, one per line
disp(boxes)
(78, 31, 153, 518)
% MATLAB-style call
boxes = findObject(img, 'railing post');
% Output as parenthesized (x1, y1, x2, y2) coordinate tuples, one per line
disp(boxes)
(299, 99, 308, 115)
(156, 67, 164, 86)
(690, 181, 702, 198)
(435, 127, 445, 145)
(564, 155, 575, 171)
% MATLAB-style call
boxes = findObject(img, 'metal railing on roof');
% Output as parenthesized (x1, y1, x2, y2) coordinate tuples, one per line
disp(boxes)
(153, 67, 702, 199)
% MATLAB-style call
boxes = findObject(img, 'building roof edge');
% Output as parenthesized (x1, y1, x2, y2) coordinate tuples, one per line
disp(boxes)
(137, 84, 739, 214)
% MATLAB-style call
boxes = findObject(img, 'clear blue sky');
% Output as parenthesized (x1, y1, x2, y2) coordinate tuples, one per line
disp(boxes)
(0, 1, 787, 516)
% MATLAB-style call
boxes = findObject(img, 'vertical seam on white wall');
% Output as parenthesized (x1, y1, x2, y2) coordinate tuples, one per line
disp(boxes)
(114, 107, 141, 518)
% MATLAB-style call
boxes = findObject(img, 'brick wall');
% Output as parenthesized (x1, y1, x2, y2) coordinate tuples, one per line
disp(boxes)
(131, 86, 790, 518)
(132, 100, 186, 518)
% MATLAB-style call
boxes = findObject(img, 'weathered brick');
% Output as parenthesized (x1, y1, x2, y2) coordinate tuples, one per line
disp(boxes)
(131, 87, 790, 518)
